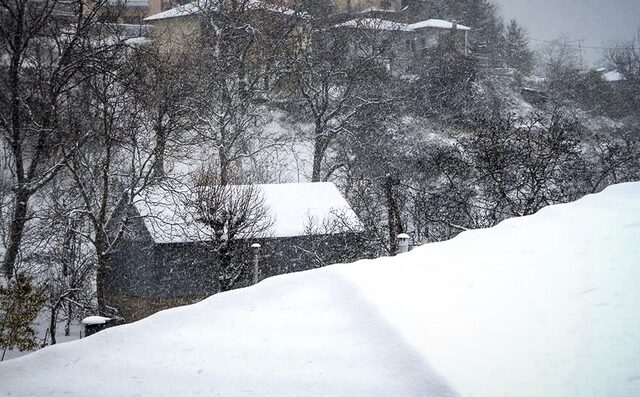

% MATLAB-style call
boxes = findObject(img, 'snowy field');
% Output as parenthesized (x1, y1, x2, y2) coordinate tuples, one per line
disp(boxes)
(1, 182, 639, 397)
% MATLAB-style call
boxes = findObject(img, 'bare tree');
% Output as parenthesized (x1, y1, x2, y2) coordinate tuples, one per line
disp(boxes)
(32, 179, 95, 344)
(191, 168, 272, 291)
(189, 0, 301, 184)
(0, 0, 121, 279)
(286, 19, 392, 182)
(607, 28, 640, 111)
(539, 37, 582, 100)
(60, 42, 158, 313)
(129, 47, 197, 179)
(608, 29, 640, 84)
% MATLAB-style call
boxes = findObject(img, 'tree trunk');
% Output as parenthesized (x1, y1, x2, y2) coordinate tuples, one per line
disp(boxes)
(2, 189, 31, 279)
(217, 243, 233, 291)
(219, 128, 230, 185)
(153, 121, 166, 179)
(65, 303, 72, 337)
(384, 176, 402, 255)
(3, 4, 27, 279)
(311, 131, 325, 182)
(49, 305, 58, 345)
(95, 253, 108, 315)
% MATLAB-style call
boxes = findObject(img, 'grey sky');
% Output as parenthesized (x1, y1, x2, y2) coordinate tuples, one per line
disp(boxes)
(495, 0, 640, 65)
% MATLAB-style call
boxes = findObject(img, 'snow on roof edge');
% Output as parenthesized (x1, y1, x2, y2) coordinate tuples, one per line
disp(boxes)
(407, 19, 471, 31)
(333, 17, 414, 32)
(144, 0, 302, 22)
(334, 17, 471, 32)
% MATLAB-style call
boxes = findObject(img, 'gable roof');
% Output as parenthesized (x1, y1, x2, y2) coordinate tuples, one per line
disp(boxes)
(144, 0, 299, 21)
(134, 182, 362, 244)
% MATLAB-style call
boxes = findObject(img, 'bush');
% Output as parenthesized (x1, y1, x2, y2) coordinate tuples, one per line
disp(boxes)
(0, 276, 46, 360)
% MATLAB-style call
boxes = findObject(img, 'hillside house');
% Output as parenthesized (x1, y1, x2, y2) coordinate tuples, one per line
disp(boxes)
(104, 182, 367, 321)
(332, 17, 470, 74)
(143, 0, 303, 54)
(142, 0, 471, 73)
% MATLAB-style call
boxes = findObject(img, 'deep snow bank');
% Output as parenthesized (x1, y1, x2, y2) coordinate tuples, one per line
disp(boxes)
(2, 183, 639, 397)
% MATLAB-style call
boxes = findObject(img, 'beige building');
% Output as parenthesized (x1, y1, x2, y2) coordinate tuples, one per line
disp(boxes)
(143, 0, 302, 54)
(142, 0, 470, 72)
(143, 3, 203, 53)
(330, 0, 402, 14)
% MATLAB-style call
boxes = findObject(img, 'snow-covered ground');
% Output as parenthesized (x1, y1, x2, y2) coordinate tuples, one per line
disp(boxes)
(2, 182, 639, 397)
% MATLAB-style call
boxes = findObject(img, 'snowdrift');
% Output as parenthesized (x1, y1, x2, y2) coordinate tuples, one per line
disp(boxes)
(2, 183, 640, 397)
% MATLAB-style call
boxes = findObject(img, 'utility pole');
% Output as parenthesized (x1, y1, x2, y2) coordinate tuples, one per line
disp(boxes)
(578, 39, 584, 69)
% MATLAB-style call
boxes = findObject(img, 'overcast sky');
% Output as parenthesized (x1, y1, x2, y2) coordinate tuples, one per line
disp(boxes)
(495, 0, 640, 66)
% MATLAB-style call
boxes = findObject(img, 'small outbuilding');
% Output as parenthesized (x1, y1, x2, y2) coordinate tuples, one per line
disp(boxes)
(104, 182, 367, 321)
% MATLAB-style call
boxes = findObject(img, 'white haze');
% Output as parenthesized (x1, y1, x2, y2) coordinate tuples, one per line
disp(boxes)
(496, 0, 640, 66)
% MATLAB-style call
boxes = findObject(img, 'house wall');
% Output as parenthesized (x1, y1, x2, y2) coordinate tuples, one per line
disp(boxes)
(105, 231, 370, 321)
(330, 0, 402, 14)
(151, 16, 201, 54)
(258, 0, 403, 14)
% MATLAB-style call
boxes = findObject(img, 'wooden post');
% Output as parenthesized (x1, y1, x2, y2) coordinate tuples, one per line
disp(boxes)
(251, 243, 261, 284)
(464, 31, 469, 56)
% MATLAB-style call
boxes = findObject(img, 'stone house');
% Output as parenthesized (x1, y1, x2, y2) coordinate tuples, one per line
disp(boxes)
(104, 182, 368, 321)
(332, 17, 470, 74)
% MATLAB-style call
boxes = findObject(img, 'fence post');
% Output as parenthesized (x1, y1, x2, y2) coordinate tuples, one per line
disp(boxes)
(251, 243, 261, 284)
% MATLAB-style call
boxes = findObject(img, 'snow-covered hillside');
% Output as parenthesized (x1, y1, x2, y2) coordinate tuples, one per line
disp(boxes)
(2, 183, 640, 397)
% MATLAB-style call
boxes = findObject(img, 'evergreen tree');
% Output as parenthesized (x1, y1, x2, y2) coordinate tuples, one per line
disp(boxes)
(503, 19, 534, 74)
(431, 0, 504, 63)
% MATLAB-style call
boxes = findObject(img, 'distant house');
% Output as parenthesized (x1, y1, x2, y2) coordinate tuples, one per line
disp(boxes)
(142, 0, 471, 72)
(105, 182, 367, 321)
(332, 17, 470, 74)
(142, 0, 302, 54)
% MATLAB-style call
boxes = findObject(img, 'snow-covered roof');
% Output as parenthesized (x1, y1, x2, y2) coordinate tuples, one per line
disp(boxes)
(333, 18, 471, 32)
(333, 18, 413, 32)
(144, 2, 200, 20)
(144, 0, 299, 21)
(135, 182, 361, 243)
(3, 182, 640, 396)
(81, 316, 111, 325)
(407, 19, 471, 31)
(601, 70, 626, 82)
